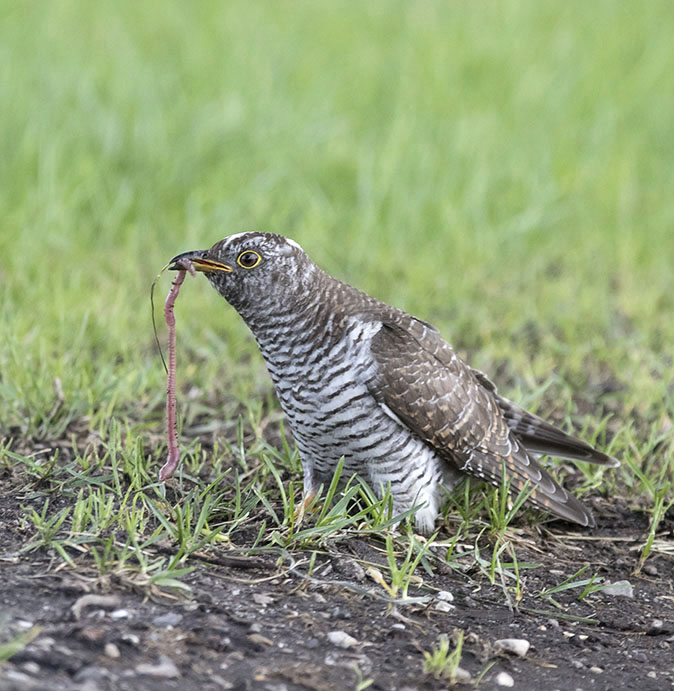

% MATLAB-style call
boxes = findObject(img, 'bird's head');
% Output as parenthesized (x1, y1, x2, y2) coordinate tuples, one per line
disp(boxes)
(169, 232, 316, 319)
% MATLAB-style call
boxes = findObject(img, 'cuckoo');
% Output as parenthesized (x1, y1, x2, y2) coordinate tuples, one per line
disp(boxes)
(169, 232, 618, 533)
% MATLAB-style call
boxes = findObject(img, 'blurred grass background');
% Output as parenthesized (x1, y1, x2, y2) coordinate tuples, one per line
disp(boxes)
(1, 0, 672, 478)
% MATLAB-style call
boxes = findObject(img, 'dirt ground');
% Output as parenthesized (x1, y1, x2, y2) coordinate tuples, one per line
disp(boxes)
(2, 475, 673, 691)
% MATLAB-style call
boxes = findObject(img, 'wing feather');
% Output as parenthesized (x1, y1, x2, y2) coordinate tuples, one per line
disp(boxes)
(368, 316, 595, 526)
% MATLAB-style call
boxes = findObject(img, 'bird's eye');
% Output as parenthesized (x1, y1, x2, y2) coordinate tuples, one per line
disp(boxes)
(237, 251, 262, 269)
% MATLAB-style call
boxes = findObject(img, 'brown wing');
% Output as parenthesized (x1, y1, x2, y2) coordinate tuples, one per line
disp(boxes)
(470, 367, 619, 467)
(368, 316, 595, 526)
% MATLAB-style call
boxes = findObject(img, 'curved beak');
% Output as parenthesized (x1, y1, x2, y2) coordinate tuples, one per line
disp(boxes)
(169, 250, 233, 273)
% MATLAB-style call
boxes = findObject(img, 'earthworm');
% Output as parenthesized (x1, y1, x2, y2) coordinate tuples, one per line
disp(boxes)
(158, 258, 195, 481)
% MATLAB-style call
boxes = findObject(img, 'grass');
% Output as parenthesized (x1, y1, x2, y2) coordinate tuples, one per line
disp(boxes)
(422, 630, 466, 684)
(1, 0, 673, 674)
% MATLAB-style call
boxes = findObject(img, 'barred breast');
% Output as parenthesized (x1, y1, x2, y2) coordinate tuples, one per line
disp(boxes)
(252, 307, 461, 534)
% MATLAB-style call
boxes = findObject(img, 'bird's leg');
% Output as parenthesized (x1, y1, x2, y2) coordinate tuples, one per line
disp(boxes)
(293, 465, 322, 525)
(293, 489, 317, 526)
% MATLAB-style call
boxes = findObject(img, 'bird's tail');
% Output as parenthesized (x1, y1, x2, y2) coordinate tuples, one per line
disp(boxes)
(496, 398, 619, 467)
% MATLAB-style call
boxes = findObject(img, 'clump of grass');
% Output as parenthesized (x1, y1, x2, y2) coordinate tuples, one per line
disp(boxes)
(365, 531, 437, 603)
(422, 631, 466, 684)
(537, 565, 606, 608)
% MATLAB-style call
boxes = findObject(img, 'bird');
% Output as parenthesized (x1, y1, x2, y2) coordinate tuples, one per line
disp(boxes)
(169, 231, 618, 534)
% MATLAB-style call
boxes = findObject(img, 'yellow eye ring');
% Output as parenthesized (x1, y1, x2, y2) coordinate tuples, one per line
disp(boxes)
(236, 250, 262, 269)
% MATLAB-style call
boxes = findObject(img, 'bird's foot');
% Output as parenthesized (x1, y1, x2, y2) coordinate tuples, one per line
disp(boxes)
(293, 490, 318, 526)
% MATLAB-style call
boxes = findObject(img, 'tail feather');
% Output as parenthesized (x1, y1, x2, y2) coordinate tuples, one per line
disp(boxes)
(470, 366, 619, 468)
(497, 398, 619, 467)
(462, 438, 595, 528)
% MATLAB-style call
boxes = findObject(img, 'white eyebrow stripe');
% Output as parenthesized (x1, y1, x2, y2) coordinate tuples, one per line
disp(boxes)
(286, 238, 303, 251)
(222, 232, 250, 249)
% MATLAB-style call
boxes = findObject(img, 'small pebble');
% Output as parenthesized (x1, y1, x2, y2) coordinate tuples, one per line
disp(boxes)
(590, 666, 603, 674)
(601, 580, 634, 598)
(434, 601, 455, 613)
(632, 651, 647, 663)
(495, 638, 530, 657)
(210, 675, 234, 689)
(436, 590, 454, 602)
(79, 627, 106, 642)
(55, 644, 76, 658)
(327, 630, 359, 648)
(33, 637, 55, 650)
(324, 651, 340, 666)
(454, 667, 472, 683)
(21, 662, 40, 675)
(79, 681, 102, 691)
(571, 660, 584, 669)
(647, 671, 657, 679)
(110, 609, 130, 619)
(252, 593, 274, 607)
(643, 563, 658, 577)
(495, 671, 514, 687)
(136, 655, 180, 679)
(4, 670, 35, 687)
(104, 643, 120, 659)
(121, 633, 140, 646)
(647, 619, 664, 635)
(152, 612, 183, 628)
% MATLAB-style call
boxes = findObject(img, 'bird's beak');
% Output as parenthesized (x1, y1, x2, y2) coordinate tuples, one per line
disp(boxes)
(169, 250, 233, 274)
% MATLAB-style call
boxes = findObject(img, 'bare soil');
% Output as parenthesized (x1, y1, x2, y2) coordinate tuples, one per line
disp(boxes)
(1, 457, 673, 691)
